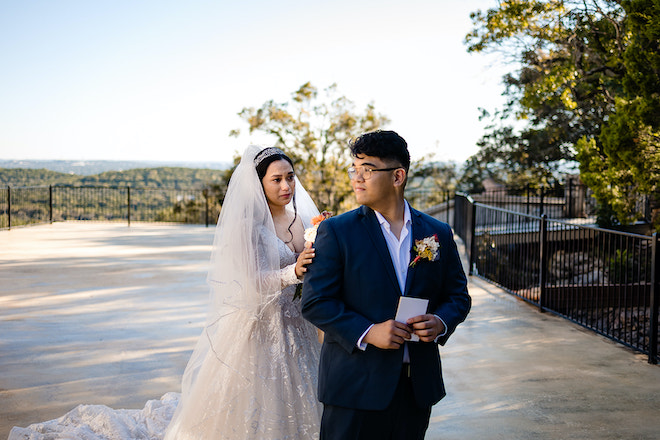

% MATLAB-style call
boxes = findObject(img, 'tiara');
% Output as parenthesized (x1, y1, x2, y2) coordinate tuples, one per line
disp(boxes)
(254, 147, 286, 166)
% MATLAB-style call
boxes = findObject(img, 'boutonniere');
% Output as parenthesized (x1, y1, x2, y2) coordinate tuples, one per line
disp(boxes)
(294, 210, 333, 301)
(409, 234, 441, 267)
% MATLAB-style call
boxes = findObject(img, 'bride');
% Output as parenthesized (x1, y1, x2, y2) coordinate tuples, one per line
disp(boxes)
(9, 146, 323, 440)
(164, 146, 322, 439)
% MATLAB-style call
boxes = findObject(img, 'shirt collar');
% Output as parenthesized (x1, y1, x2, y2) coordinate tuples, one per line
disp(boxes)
(374, 200, 411, 231)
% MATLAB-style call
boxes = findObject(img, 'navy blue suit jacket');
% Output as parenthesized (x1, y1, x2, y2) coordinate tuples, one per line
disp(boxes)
(301, 205, 471, 410)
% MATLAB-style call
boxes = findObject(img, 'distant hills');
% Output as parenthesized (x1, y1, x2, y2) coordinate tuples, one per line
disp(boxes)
(0, 159, 231, 176)
(0, 160, 234, 188)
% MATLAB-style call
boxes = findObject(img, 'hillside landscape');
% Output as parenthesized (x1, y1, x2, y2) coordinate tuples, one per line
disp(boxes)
(0, 160, 230, 175)
(0, 161, 232, 189)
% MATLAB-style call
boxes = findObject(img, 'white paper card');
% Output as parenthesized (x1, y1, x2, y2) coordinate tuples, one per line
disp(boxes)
(395, 296, 429, 342)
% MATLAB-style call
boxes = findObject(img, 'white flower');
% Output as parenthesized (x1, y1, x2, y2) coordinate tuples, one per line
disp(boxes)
(421, 236, 439, 253)
(304, 225, 319, 243)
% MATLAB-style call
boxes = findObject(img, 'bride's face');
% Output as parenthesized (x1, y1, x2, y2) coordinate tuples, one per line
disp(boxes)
(261, 159, 296, 208)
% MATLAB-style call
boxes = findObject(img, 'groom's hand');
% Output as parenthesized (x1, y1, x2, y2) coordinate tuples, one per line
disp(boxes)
(363, 320, 412, 349)
(407, 314, 446, 342)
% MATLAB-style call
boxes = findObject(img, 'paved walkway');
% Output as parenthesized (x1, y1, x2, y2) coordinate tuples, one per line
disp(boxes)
(1, 223, 659, 440)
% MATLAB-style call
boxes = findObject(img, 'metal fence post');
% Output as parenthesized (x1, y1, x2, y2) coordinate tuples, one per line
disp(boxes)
(567, 179, 573, 218)
(205, 190, 209, 227)
(446, 191, 450, 225)
(469, 201, 477, 276)
(7, 186, 11, 230)
(127, 186, 131, 227)
(649, 233, 659, 364)
(49, 185, 53, 223)
(453, 194, 459, 232)
(539, 214, 548, 312)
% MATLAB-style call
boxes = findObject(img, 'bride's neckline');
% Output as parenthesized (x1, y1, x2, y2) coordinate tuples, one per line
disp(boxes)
(277, 235, 296, 254)
(270, 212, 301, 254)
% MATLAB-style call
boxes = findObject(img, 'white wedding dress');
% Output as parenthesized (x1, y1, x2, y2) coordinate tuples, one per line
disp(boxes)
(8, 238, 322, 440)
(9, 145, 323, 440)
(163, 236, 322, 439)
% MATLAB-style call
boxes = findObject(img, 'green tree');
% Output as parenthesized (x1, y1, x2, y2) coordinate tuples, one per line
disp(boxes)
(463, 1, 627, 192)
(466, 0, 660, 230)
(406, 157, 459, 209)
(578, 0, 660, 228)
(231, 82, 390, 213)
(457, 123, 569, 193)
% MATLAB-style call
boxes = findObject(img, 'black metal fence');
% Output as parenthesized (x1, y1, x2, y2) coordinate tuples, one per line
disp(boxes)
(4, 183, 659, 364)
(477, 182, 654, 224)
(454, 193, 659, 364)
(470, 182, 595, 220)
(1, 185, 218, 229)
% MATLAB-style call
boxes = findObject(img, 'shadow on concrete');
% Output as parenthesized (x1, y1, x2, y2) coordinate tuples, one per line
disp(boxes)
(2, 223, 660, 440)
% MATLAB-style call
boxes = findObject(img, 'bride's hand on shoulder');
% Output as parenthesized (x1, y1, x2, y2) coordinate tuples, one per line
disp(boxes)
(295, 245, 315, 278)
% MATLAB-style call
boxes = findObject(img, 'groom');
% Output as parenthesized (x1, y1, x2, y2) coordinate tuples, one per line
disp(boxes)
(301, 130, 471, 439)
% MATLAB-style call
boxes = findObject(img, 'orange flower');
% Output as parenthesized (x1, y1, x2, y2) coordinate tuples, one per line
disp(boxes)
(311, 210, 333, 226)
(304, 211, 333, 243)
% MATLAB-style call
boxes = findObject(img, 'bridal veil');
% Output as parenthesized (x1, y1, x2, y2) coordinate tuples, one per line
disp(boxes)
(164, 145, 321, 439)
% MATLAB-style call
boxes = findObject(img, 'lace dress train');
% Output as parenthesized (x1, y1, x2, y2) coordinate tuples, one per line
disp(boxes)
(164, 239, 322, 439)
(9, 239, 322, 440)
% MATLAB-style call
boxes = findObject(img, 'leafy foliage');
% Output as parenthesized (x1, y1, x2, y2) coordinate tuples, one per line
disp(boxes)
(406, 158, 459, 209)
(580, 0, 660, 228)
(466, 0, 660, 230)
(232, 82, 390, 213)
(457, 124, 570, 193)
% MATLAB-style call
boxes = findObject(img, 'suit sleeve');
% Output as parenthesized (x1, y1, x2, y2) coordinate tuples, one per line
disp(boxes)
(431, 223, 471, 346)
(301, 220, 373, 354)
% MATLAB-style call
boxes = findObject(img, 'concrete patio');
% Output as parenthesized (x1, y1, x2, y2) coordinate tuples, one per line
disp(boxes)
(2, 222, 659, 439)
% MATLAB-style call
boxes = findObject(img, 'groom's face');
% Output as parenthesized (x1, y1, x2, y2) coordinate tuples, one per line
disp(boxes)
(350, 154, 397, 208)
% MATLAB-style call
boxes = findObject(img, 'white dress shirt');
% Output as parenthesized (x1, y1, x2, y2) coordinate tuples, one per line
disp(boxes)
(357, 202, 447, 354)
(375, 202, 412, 294)
(357, 203, 411, 353)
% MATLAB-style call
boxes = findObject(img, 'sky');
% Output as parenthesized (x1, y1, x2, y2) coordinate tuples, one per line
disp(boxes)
(0, 0, 510, 165)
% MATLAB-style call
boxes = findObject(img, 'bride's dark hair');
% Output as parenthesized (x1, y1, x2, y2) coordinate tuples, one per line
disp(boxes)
(255, 148, 298, 244)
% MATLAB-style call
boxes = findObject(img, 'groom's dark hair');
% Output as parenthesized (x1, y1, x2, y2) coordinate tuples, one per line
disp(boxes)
(349, 130, 410, 172)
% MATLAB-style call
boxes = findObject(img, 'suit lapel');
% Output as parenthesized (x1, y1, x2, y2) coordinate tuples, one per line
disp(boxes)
(404, 208, 426, 296)
(358, 206, 401, 294)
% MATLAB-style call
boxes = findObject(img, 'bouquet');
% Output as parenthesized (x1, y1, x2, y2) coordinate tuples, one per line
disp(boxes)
(304, 210, 333, 244)
(294, 210, 332, 300)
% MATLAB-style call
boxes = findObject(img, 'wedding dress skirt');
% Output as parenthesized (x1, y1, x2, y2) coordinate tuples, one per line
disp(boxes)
(9, 240, 322, 440)
(163, 253, 322, 439)
(164, 296, 321, 439)
(8, 393, 179, 440)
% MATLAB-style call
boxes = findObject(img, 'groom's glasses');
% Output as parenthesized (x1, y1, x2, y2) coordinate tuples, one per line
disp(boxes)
(347, 166, 401, 180)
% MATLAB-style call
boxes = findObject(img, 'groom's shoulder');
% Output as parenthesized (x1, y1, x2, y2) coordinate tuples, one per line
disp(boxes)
(327, 207, 363, 227)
